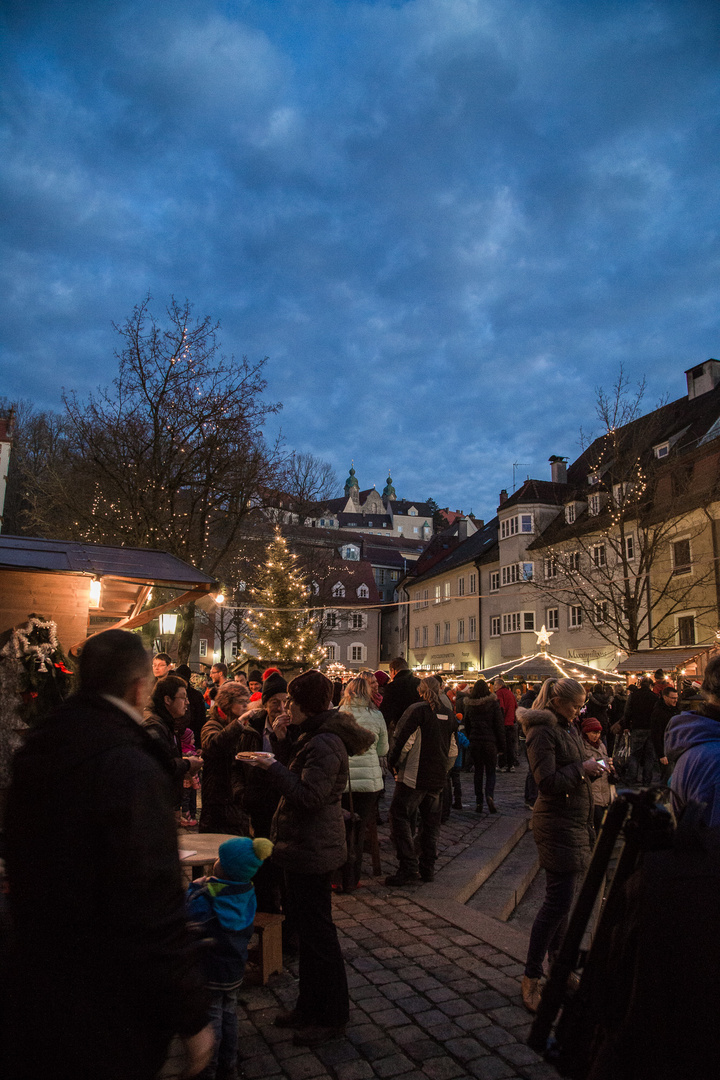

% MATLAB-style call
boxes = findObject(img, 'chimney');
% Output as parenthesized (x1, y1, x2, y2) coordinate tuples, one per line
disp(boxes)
(686, 359, 720, 400)
(457, 516, 478, 541)
(549, 455, 568, 484)
(499, 489, 508, 505)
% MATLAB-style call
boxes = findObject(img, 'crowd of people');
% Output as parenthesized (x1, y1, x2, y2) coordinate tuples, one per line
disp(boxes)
(5, 632, 720, 1080)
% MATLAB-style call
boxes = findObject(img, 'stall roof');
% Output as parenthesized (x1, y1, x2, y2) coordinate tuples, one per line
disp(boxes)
(477, 651, 624, 684)
(0, 535, 215, 588)
(615, 646, 717, 673)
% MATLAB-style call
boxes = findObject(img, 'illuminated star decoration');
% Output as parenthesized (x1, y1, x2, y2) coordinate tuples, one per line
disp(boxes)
(534, 624, 554, 651)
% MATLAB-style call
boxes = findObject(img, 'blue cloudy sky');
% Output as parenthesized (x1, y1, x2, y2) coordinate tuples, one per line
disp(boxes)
(1, 0, 718, 520)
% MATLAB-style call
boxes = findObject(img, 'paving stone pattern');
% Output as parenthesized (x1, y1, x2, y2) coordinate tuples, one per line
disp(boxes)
(162, 766, 559, 1080)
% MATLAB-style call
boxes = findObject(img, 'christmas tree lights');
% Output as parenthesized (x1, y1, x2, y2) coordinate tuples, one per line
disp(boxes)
(243, 529, 327, 668)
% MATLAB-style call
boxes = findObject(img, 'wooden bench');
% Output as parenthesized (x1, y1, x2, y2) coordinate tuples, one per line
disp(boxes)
(247, 912, 285, 984)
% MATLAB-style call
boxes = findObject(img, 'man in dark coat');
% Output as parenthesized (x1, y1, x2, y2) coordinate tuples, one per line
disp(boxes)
(379, 656, 421, 734)
(519, 683, 538, 709)
(3, 630, 212, 1080)
(650, 684, 679, 785)
(620, 678, 659, 784)
(385, 677, 457, 886)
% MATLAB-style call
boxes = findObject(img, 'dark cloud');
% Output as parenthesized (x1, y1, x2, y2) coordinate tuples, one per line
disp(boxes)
(1, 0, 718, 516)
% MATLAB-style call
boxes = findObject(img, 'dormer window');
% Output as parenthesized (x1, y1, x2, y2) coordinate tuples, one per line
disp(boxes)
(613, 482, 634, 504)
(589, 493, 601, 517)
(357, 584, 369, 598)
(341, 544, 360, 561)
(654, 442, 670, 459)
(311, 581, 320, 595)
(565, 504, 576, 524)
(332, 582, 346, 598)
(408, 508, 418, 516)
(588, 472, 600, 486)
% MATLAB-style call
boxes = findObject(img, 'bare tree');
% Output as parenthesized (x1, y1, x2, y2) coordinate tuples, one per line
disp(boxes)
(0, 399, 71, 537)
(21, 297, 283, 660)
(530, 366, 717, 654)
(282, 452, 338, 523)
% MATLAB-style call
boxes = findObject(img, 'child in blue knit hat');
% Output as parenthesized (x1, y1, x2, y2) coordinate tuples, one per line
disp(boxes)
(186, 837, 273, 1080)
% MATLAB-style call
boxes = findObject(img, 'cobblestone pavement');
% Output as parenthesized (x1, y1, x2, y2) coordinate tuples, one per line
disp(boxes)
(163, 764, 560, 1080)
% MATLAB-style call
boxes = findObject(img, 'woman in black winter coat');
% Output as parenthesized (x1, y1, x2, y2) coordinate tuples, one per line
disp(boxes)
(244, 669, 373, 1047)
(517, 677, 605, 1015)
(463, 680, 505, 813)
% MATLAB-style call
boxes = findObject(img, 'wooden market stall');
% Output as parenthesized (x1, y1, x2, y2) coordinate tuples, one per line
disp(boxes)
(615, 645, 720, 686)
(0, 534, 217, 653)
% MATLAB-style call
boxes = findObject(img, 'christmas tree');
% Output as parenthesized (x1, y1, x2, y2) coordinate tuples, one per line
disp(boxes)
(243, 529, 327, 668)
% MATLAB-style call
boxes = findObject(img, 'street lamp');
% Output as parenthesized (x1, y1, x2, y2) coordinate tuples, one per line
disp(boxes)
(89, 577, 102, 608)
(159, 613, 178, 636)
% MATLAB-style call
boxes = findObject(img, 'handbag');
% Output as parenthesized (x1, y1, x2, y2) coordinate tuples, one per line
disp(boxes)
(614, 730, 632, 769)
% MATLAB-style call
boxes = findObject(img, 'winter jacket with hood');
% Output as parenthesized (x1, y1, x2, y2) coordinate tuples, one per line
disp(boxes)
(519, 706, 594, 874)
(267, 708, 374, 874)
(388, 700, 458, 792)
(582, 736, 613, 808)
(186, 876, 256, 990)
(664, 703, 720, 826)
(343, 702, 389, 793)
(463, 695, 505, 751)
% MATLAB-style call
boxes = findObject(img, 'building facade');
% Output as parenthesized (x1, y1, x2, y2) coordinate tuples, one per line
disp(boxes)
(402, 360, 720, 678)
(404, 519, 495, 674)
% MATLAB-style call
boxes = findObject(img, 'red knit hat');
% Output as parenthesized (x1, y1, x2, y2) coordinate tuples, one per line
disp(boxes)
(581, 718, 602, 733)
(262, 667, 282, 681)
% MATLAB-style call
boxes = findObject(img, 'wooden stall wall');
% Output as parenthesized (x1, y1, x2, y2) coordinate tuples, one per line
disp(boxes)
(0, 571, 90, 650)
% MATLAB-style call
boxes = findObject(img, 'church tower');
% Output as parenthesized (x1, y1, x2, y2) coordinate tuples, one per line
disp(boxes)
(382, 471, 396, 505)
(344, 462, 360, 508)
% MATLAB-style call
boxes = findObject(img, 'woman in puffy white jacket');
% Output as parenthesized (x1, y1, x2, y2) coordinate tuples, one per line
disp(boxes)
(339, 676, 389, 890)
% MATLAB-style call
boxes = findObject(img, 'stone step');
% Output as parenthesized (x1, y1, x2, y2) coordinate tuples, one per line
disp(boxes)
(422, 813, 530, 904)
(465, 826, 540, 921)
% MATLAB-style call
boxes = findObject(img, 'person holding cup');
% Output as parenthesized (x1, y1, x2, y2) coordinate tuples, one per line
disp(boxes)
(243, 669, 373, 1047)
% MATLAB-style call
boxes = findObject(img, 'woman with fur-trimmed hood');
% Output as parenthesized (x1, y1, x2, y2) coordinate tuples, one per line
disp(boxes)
(243, 669, 374, 1047)
(517, 677, 605, 1015)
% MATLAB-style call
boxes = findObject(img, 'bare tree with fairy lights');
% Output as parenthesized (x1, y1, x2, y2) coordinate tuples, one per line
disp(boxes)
(13, 296, 283, 661)
(528, 367, 717, 653)
(242, 529, 327, 670)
